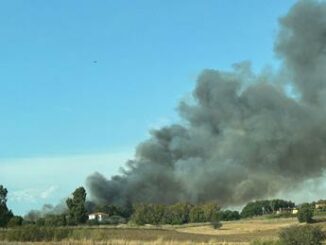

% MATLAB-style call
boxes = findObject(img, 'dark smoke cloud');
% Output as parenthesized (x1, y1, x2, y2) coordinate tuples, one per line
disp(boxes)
(87, 0, 326, 207)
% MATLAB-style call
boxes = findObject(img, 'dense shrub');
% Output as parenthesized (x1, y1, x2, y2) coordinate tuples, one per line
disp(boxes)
(96, 203, 133, 218)
(219, 210, 241, 221)
(270, 199, 295, 212)
(35, 215, 66, 227)
(201, 202, 220, 222)
(132, 202, 194, 225)
(132, 202, 220, 225)
(241, 200, 272, 218)
(3, 226, 70, 241)
(189, 206, 206, 223)
(210, 212, 222, 229)
(241, 199, 295, 218)
(162, 203, 192, 225)
(86, 219, 99, 226)
(279, 225, 325, 245)
(131, 204, 148, 225)
(132, 203, 165, 225)
(44, 214, 67, 226)
(297, 203, 314, 223)
(35, 218, 45, 226)
(7, 216, 23, 227)
(103, 215, 127, 225)
(2, 226, 134, 242)
(188, 202, 220, 223)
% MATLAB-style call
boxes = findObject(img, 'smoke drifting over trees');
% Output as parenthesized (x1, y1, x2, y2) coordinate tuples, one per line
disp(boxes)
(87, 1, 326, 207)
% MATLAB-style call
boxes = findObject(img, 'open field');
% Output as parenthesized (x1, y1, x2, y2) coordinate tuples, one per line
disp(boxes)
(1, 217, 325, 244)
(176, 217, 298, 242)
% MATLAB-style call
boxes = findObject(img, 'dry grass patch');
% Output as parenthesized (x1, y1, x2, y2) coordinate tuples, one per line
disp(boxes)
(176, 218, 298, 242)
(0, 239, 247, 245)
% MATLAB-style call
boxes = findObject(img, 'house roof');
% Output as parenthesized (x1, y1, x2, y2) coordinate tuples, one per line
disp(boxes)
(88, 212, 109, 216)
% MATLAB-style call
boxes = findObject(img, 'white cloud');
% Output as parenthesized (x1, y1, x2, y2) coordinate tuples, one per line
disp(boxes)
(40, 185, 58, 199)
(0, 151, 133, 215)
(9, 185, 58, 202)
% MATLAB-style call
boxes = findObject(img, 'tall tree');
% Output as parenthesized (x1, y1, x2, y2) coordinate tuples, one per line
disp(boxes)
(66, 187, 87, 225)
(0, 185, 13, 227)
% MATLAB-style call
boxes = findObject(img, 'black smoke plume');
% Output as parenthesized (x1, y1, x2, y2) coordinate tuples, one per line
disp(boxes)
(87, 0, 326, 207)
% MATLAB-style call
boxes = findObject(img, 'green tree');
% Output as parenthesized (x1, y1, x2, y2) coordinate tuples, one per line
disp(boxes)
(131, 203, 147, 225)
(270, 199, 295, 212)
(44, 214, 67, 226)
(151, 204, 165, 224)
(131, 203, 165, 225)
(211, 211, 222, 229)
(0, 185, 13, 227)
(297, 203, 313, 223)
(220, 210, 240, 221)
(241, 200, 272, 218)
(162, 202, 192, 225)
(98, 203, 133, 218)
(7, 216, 23, 227)
(189, 206, 206, 223)
(66, 186, 87, 225)
(201, 202, 220, 221)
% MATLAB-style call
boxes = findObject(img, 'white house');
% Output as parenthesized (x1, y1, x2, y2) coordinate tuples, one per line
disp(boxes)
(88, 212, 109, 222)
(292, 208, 298, 214)
(276, 207, 298, 215)
(315, 202, 326, 209)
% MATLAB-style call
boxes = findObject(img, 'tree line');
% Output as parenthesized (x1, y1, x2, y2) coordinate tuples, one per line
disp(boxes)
(0, 184, 317, 228)
(240, 199, 295, 218)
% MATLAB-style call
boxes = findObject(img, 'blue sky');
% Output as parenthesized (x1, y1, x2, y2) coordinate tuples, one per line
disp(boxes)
(0, 0, 299, 215)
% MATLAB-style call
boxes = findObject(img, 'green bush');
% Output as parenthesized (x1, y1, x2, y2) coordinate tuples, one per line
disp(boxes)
(86, 219, 99, 226)
(210, 210, 222, 229)
(279, 225, 325, 245)
(3, 226, 70, 241)
(7, 216, 23, 227)
(35, 218, 45, 226)
(97, 203, 133, 218)
(44, 214, 67, 226)
(162, 202, 192, 225)
(219, 210, 241, 221)
(241, 199, 295, 218)
(201, 202, 220, 221)
(241, 200, 272, 218)
(297, 203, 314, 223)
(211, 220, 222, 229)
(103, 215, 127, 225)
(131, 203, 167, 225)
(189, 206, 206, 223)
(132, 202, 193, 225)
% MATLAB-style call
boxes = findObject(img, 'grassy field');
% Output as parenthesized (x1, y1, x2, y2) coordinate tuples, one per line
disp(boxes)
(1, 217, 323, 244)
(176, 217, 298, 242)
